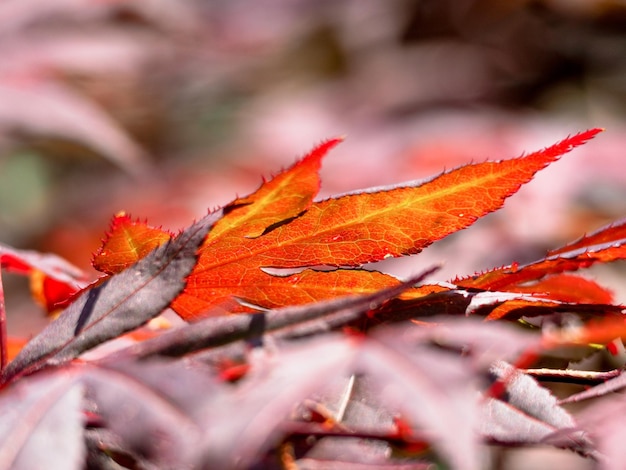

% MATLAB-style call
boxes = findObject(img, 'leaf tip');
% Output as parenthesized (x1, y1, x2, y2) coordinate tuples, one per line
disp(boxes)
(307, 136, 345, 158)
(568, 127, 604, 147)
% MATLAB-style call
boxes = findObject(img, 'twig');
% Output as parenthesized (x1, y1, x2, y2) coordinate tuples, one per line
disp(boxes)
(523, 367, 622, 385)
(0, 269, 6, 371)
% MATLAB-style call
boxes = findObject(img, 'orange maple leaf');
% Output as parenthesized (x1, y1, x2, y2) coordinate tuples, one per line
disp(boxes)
(94, 129, 603, 320)
(455, 217, 626, 292)
(93, 212, 172, 274)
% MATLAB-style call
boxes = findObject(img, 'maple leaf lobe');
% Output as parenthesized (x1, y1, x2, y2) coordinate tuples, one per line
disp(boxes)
(93, 212, 172, 275)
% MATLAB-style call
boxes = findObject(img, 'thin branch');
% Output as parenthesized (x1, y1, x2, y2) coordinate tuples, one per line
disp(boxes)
(336, 374, 355, 423)
(523, 367, 622, 385)
(0, 269, 6, 371)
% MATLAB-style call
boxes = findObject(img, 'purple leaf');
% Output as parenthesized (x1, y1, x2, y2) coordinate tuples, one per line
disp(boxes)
(480, 398, 567, 444)
(294, 376, 398, 466)
(2, 213, 217, 383)
(198, 335, 356, 469)
(357, 327, 481, 470)
(392, 316, 539, 368)
(104, 269, 437, 362)
(80, 359, 218, 468)
(0, 373, 85, 470)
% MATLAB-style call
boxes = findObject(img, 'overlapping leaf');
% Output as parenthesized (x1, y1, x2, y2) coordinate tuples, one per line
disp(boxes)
(503, 274, 613, 304)
(455, 217, 626, 292)
(102, 270, 437, 362)
(1, 214, 215, 384)
(92, 212, 173, 275)
(450, 216, 626, 321)
(0, 242, 87, 313)
(0, 373, 85, 470)
(458, 287, 624, 321)
(95, 129, 602, 320)
(559, 372, 626, 405)
(80, 360, 218, 468)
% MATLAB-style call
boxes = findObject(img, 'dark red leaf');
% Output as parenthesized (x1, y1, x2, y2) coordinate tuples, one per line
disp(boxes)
(0, 242, 87, 312)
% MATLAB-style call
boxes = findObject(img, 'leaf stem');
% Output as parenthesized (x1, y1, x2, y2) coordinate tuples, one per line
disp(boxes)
(0, 269, 6, 372)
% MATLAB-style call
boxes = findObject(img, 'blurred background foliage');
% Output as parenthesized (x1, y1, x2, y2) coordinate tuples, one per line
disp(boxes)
(1, 3, 625, 467)
(1, 0, 626, 303)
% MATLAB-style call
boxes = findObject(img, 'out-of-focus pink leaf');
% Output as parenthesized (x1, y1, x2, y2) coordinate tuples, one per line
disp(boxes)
(0, 0, 200, 36)
(394, 316, 539, 369)
(0, 242, 87, 312)
(80, 359, 216, 468)
(480, 362, 591, 454)
(0, 32, 166, 77)
(559, 372, 626, 405)
(358, 329, 481, 470)
(0, 80, 150, 176)
(577, 394, 626, 469)
(0, 373, 84, 470)
(199, 335, 356, 469)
